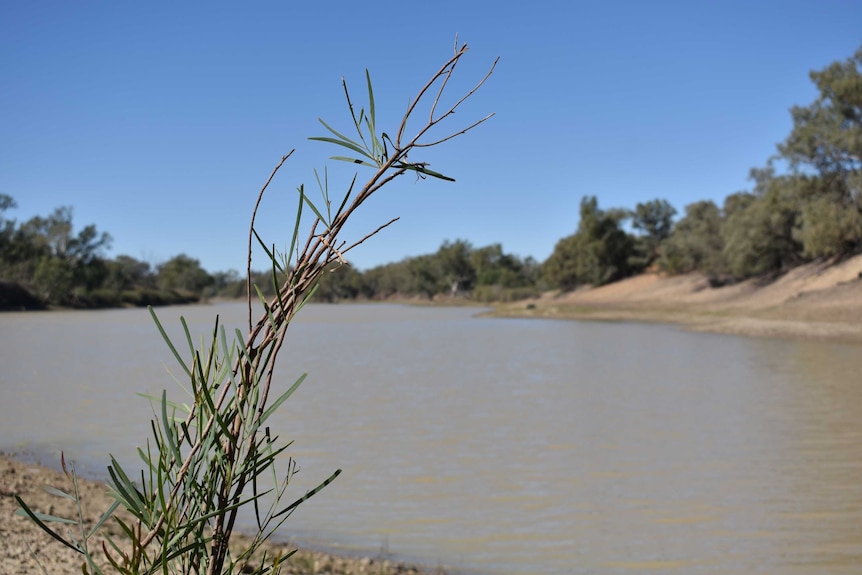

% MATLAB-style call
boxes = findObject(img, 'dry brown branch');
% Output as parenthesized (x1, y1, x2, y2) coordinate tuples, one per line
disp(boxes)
(247, 151, 294, 333)
(341, 216, 400, 257)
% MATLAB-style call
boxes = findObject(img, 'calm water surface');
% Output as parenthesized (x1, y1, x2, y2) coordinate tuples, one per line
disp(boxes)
(1, 302, 861, 574)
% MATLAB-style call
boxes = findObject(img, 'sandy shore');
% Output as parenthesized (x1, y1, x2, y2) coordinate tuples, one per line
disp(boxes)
(490, 254, 862, 344)
(0, 453, 446, 575)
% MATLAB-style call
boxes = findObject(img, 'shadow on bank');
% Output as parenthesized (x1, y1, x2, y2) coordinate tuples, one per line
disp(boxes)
(0, 280, 202, 312)
(0, 280, 46, 311)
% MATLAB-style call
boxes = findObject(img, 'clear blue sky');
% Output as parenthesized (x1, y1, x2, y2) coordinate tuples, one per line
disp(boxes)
(2, 1, 860, 273)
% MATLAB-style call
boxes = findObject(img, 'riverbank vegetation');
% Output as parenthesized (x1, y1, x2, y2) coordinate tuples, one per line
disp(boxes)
(3, 45, 860, 312)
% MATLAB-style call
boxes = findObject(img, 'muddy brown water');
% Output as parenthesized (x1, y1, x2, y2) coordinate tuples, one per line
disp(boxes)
(1, 302, 861, 574)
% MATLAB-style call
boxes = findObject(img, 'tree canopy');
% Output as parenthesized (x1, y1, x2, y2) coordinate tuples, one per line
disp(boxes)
(657, 44, 862, 280)
(543, 196, 634, 290)
(0, 195, 207, 308)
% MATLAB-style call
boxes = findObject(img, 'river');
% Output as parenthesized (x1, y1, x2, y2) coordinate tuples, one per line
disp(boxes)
(1, 302, 861, 574)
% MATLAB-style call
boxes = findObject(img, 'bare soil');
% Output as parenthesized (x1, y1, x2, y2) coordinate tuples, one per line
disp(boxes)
(491, 254, 862, 344)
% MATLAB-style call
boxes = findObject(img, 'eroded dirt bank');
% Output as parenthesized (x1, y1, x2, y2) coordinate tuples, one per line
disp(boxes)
(491, 254, 862, 344)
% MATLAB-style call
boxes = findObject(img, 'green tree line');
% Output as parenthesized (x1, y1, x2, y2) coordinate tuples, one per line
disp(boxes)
(3, 45, 860, 309)
(312, 239, 542, 303)
(544, 44, 862, 287)
(0, 196, 223, 309)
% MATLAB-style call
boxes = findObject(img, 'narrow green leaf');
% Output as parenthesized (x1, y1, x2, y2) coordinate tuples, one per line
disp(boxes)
(365, 69, 383, 158)
(330, 156, 376, 167)
(287, 186, 304, 267)
(259, 373, 307, 424)
(113, 516, 136, 541)
(300, 188, 329, 227)
(341, 76, 366, 143)
(204, 315, 220, 382)
(148, 307, 191, 378)
(257, 342, 278, 382)
(106, 468, 135, 514)
(308, 135, 376, 162)
(381, 131, 395, 160)
(365, 116, 383, 158)
(87, 499, 121, 539)
(282, 549, 299, 561)
(333, 173, 356, 222)
(107, 457, 147, 518)
(102, 541, 125, 573)
(14, 507, 78, 525)
(273, 468, 342, 518)
(402, 163, 456, 182)
(313, 167, 332, 221)
(137, 392, 186, 413)
(314, 118, 367, 151)
(199, 373, 233, 440)
(180, 316, 195, 367)
(270, 248, 287, 311)
(160, 390, 182, 464)
(297, 282, 320, 314)
(43, 485, 76, 500)
(366, 69, 376, 136)
(234, 328, 244, 347)
(356, 108, 365, 134)
(180, 421, 193, 445)
(152, 539, 209, 571)
(219, 325, 235, 378)
(253, 228, 285, 274)
(143, 440, 156, 496)
(14, 496, 82, 553)
(137, 446, 154, 470)
(149, 419, 164, 456)
(265, 440, 293, 463)
(254, 284, 277, 333)
(192, 352, 206, 395)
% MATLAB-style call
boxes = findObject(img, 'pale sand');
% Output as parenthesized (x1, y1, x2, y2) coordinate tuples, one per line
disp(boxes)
(491, 254, 862, 343)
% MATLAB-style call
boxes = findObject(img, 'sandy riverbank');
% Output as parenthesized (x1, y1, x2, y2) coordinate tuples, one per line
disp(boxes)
(490, 254, 862, 344)
(0, 453, 446, 575)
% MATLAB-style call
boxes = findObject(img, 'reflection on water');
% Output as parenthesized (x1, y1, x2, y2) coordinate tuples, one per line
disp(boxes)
(1, 303, 861, 574)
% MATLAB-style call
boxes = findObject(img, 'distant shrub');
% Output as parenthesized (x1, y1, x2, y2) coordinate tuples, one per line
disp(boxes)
(473, 285, 539, 303)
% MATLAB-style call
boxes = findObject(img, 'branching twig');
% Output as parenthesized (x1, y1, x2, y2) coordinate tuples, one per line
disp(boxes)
(16, 41, 496, 575)
(247, 151, 294, 333)
(192, 43, 491, 571)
